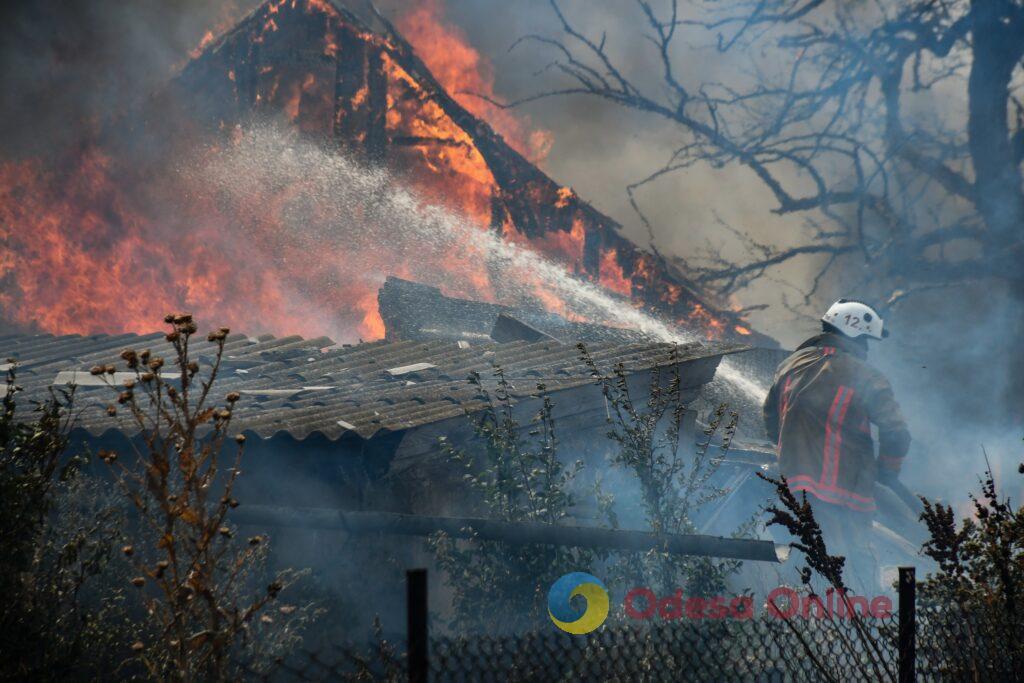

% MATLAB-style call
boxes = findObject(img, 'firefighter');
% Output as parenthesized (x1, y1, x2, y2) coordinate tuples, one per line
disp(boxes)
(763, 299, 911, 593)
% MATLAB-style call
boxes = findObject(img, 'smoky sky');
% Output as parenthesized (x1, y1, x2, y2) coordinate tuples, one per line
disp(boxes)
(0, 0, 247, 156)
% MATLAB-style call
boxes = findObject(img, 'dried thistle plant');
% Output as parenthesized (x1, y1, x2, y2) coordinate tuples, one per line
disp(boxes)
(99, 314, 311, 681)
(912, 453, 1024, 677)
(757, 473, 847, 590)
(757, 472, 893, 682)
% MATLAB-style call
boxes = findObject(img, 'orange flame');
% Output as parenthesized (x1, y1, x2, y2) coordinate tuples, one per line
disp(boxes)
(383, 53, 498, 229)
(687, 303, 725, 336)
(191, 31, 217, 59)
(358, 290, 386, 340)
(554, 186, 575, 208)
(599, 248, 632, 297)
(0, 150, 315, 336)
(397, 0, 552, 165)
(529, 216, 585, 271)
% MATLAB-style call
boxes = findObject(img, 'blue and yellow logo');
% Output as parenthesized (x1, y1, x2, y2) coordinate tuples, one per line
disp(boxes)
(547, 572, 609, 634)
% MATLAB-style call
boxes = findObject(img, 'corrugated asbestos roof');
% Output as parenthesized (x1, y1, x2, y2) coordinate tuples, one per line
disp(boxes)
(2, 332, 744, 442)
(377, 276, 785, 443)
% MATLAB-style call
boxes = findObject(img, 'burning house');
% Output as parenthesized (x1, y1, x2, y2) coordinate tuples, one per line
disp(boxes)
(0, 0, 793, 534)
(166, 0, 768, 338)
(6, 0, 1022, 675)
(0, 0, 771, 349)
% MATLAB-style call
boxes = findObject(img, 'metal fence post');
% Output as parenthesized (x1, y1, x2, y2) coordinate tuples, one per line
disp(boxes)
(898, 566, 916, 683)
(407, 568, 428, 683)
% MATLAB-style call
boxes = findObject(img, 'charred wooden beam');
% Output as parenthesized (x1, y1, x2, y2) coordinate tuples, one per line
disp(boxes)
(334, 30, 365, 149)
(389, 135, 470, 149)
(333, 25, 387, 163)
(239, 39, 260, 112)
(582, 225, 602, 278)
(232, 505, 788, 563)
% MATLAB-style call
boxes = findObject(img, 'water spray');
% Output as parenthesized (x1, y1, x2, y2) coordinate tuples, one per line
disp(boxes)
(194, 126, 768, 403)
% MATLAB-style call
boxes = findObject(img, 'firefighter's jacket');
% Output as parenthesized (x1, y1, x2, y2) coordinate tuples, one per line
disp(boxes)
(762, 333, 910, 513)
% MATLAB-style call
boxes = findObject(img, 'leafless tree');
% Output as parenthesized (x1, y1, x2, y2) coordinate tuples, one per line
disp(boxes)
(486, 0, 1024, 410)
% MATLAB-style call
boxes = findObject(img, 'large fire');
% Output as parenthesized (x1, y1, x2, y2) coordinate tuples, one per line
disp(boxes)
(0, 0, 751, 344)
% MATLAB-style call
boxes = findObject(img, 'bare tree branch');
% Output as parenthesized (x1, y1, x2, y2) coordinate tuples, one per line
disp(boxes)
(478, 0, 1023, 317)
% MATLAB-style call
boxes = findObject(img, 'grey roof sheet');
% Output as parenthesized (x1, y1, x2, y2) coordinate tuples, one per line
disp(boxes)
(378, 276, 660, 345)
(3, 332, 744, 442)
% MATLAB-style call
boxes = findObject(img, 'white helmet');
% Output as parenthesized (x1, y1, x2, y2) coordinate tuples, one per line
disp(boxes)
(821, 299, 889, 340)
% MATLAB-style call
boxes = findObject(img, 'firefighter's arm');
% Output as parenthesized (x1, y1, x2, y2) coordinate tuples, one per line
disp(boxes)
(866, 370, 911, 476)
(763, 378, 781, 445)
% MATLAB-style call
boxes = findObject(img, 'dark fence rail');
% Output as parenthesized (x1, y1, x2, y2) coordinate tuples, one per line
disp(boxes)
(231, 506, 788, 563)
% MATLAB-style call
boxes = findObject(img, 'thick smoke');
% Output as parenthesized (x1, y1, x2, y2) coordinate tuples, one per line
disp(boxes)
(0, 0, 260, 157)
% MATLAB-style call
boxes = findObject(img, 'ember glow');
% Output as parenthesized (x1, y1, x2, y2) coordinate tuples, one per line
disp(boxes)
(0, 0, 749, 345)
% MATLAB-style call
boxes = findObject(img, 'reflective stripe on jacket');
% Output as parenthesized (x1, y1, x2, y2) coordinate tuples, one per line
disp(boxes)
(762, 333, 910, 513)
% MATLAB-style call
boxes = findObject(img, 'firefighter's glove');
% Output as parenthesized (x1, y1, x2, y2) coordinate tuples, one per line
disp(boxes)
(876, 467, 899, 487)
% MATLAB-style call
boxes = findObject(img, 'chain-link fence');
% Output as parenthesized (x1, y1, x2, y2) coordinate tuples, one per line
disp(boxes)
(244, 570, 1024, 682)
(914, 604, 1024, 681)
(249, 611, 1023, 681)
(431, 615, 897, 682)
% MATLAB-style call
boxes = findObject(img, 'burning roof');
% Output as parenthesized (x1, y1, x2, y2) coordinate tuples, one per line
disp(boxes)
(0, 0, 764, 349)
